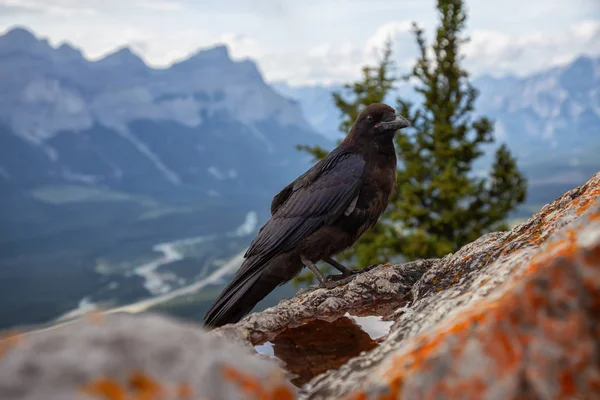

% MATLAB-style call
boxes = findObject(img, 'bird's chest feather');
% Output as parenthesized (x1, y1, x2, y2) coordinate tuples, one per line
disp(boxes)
(356, 162, 396, 216)
(337, 153, 396, 236)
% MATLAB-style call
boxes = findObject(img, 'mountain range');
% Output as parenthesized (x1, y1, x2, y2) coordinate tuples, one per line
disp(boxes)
(0, 27, 329, 195)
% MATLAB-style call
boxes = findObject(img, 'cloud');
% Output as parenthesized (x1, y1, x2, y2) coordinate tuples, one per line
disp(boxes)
(217, 33, 264, 60)
(128, 31, 265, 67)
(54, 18, 600, 85)
(134, 0, 185, 11)
(0, 0, 98, 16)
(0, 0, 184, 16)
(4, 2, 597, 86)
(61, 27, 264, 70)
(364, 21, 415, 62)
(464, 20, 600, 77)
(243, 0, 290, 17)
(277, 19, 600, 85)
(259, 21, 421, 85)
(78, 27, 212, 65)
(260, 42, 365, 85)
(0, 4, 40, 15)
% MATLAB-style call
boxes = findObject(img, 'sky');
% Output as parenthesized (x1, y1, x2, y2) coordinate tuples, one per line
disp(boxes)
(1, 0, 599, 85)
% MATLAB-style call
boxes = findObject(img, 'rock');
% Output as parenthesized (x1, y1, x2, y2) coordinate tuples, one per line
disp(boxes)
(218, 172, 600, 399)
(0, 313, 295, 400)
(214, 259, 433, 346)
(1, 172, 599, 400)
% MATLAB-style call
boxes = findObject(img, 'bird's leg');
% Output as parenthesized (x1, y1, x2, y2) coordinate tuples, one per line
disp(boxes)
(300, 255, 327, 286)
(323, 256, 354, 276)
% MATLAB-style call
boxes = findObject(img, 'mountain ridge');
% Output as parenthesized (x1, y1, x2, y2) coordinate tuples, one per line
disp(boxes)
(0, 26, 325, 190)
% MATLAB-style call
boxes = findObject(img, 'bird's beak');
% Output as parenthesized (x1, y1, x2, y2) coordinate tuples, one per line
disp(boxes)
(376, 114, 410, 133)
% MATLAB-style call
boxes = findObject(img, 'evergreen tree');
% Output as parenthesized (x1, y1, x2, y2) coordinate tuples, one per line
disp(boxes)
(294, 0, 527, 285)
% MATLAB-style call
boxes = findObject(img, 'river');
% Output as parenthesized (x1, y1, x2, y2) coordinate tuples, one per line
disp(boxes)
(56, 211, 258, 322)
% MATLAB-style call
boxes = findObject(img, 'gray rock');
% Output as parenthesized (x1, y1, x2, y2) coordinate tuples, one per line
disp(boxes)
(0, 313, 295, 400)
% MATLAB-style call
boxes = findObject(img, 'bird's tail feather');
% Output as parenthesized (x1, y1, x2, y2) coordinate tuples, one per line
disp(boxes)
(203, 258, 281, 328)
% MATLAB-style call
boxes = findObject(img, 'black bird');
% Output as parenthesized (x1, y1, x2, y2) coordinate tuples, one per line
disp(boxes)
(203, 103, 410, 328)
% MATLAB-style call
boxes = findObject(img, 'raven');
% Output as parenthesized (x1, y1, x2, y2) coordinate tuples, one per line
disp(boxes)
(204, 103, 410, 328)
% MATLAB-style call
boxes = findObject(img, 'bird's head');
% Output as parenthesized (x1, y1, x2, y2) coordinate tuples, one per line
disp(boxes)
(350, 103, 410, 142)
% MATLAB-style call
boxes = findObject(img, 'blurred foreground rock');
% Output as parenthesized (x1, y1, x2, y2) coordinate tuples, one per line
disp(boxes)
(0, 313, 295, 400)
(1, 172, 599, 400)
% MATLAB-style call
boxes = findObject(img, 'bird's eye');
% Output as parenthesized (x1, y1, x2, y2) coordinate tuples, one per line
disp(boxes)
(366, 116, 373, 122)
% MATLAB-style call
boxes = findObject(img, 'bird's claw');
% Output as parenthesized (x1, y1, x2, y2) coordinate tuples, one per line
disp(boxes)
(361, 263, 380, 272)
(321, 263, 381, 288)
(326, 271, 356, 281)
(320, 277, 354, 289)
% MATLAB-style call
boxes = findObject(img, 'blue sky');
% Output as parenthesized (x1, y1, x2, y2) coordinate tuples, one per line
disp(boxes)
(1, 0, 599, 85)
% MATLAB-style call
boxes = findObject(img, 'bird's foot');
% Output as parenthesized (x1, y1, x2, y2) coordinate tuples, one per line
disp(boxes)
(321, 263, 381, 288)
(320, 276, 355, 289)
(361, 263, 380, 272)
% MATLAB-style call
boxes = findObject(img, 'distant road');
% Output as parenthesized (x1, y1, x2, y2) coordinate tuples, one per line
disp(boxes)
(55, 248, 245, 322)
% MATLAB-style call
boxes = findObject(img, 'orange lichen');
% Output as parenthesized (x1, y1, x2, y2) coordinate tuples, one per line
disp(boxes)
(175, 382, 193, 399)
(560, 371, 576, 395)
(222, 365, 264, 398)
(452, 271, 460, 283)
(589, 210, 600, 221)
(128, 371, 163, 398)
(269, 385, 295, 400)
(0, 329, 25, 359)
(573, 189, 600, 215)
(222, 365, 295, 400)
(81, 377, 127, 400)
(347, 392, 369, 400)
(82, 372, 166, 400)
(484, 330, 520, 370)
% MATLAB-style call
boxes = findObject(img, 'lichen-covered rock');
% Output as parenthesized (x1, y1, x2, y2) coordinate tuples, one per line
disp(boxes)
(0, 313, 295, 400)
(214, 259, 433, 347)
(304, 172, 600, 399)
(218, 172, 600, 399)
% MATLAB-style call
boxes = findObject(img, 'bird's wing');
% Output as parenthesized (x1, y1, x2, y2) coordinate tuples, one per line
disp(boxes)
(245, 147, 365, 262)
(269, 154, 328, 215)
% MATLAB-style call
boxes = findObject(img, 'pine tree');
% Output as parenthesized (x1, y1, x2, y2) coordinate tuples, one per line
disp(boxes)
(294, 0, 527, 285)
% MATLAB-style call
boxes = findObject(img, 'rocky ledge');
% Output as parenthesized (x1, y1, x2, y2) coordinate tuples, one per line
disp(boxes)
(1, 172, 599, 400)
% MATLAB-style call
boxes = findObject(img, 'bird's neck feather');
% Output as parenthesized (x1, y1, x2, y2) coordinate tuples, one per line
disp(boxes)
(342, 134, 396, 163)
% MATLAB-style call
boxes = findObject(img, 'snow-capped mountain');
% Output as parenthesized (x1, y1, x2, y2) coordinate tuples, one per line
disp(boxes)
(474, 55, 600, 158)
(274, 55, 600, 161)
(0, 27, 328, 196)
